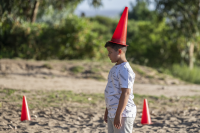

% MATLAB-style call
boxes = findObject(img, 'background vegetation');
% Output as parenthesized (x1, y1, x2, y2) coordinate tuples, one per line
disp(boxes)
(1, 0, 200, 83)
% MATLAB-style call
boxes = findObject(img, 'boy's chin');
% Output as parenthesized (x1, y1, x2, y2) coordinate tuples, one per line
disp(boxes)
(110, 60, 116, 63)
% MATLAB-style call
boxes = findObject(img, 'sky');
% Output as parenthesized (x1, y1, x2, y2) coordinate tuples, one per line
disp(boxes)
(75, 0, 136, 17)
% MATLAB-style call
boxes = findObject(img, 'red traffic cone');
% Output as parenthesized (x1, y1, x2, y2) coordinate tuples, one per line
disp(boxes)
(109, 7, 129, 46)
(141, 99, 152, 124)
(21, 96, 31, 121)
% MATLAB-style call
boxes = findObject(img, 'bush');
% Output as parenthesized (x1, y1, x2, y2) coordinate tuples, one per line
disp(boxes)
(88, 16, 118, 42)
(126, 20, 183, 67)
(0, 15, 107, 60)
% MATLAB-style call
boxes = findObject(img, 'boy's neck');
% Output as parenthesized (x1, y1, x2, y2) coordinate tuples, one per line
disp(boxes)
(116, 58, 127, 65)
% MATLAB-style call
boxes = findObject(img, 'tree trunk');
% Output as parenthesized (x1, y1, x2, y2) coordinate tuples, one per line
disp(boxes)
(31, 0, 40, 23)
(189, 42, 194, 70)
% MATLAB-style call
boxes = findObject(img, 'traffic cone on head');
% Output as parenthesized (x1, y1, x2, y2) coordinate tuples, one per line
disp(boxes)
(141, 99, 152, 124)
(21, 96, 31, 121)
(109, 7, 129, 46)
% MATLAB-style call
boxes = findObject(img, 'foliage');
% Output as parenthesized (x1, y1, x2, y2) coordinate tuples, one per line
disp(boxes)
(88, 16, 118, 41)
(0, 15, 107, 60)
(0, 0, 102, 23)
(126, 19, 184, 67)
(89, 15, 186, 67)
(128, 0, 157, 21)
(1, 0, 200, 70)
(155, 0, 200, 68)
(156, 0, 200, 39)
(0, 0, 80, 22)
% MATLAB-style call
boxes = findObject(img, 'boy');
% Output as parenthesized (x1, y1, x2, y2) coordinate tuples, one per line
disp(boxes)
(104, 7, 137, 133)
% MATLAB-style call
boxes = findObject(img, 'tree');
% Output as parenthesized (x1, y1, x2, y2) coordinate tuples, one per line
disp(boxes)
(155, 0, 200, 69)
(0, 0, 102, 23)
(128, 0, 157, 21)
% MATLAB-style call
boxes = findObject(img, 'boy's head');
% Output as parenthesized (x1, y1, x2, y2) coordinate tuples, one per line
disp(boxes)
(104, 41, 127, 63)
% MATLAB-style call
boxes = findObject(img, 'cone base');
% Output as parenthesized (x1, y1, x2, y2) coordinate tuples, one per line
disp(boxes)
(21, 119, 31, 121)
(21, 118, 31, 121)
(109, 41, 128, 46)
(141, 122, 153, 125)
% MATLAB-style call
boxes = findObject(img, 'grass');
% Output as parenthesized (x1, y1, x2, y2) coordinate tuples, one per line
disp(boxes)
(42, 63, 53, 69)
(0, 88, 105, 109)
(163, 64, 200, 84)
(181, 95, 200, 100)
(70, 66, 84, 74)
(1, 87, 199, 110)
(0, 89, 16, 95)
(91, 67, 100, 73)
(91, 75, 105, 81)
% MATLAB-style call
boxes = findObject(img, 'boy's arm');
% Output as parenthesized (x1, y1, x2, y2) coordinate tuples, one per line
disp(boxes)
(116, 88, 131, 116)
(114, 88, 131, 129)
(104, 108, 108, 123)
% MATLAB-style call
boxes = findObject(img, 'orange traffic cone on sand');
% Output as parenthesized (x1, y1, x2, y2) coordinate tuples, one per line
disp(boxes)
(21, 96, 31, 121)
(141, 99, 152, 124)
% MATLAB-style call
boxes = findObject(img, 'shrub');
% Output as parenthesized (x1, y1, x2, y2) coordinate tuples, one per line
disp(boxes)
(0, 15, 107, 60)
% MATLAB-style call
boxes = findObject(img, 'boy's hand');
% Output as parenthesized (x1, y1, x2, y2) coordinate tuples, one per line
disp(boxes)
(114, 115, 122, 129)
(104, 108, 108, 123)
(104, 113, 107, 123)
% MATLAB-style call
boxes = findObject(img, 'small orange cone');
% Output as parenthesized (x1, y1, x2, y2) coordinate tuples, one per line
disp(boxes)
(21, 96, 31, 121)
(141, 99, 152, 124)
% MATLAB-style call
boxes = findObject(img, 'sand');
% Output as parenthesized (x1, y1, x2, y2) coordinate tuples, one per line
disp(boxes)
(0, 59, 200, 133)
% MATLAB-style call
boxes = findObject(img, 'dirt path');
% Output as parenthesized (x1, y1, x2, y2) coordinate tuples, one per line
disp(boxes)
(0, 75, 200, 97)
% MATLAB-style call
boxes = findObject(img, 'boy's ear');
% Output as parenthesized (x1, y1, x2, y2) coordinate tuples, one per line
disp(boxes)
(118, 49, 122, 55)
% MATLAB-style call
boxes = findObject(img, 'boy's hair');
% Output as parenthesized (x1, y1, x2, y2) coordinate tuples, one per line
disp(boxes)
(104, 41, 127, 53)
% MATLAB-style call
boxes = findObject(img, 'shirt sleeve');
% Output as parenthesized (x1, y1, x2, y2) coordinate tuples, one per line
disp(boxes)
(119, 67, 135, 89)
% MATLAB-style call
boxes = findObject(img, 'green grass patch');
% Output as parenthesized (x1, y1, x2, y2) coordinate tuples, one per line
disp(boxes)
(70, 66, 84, 74)
(133, 93, 168, 105)
(180, 95, 200, 100)
(22, 90, 31, 93)
(0, 88, 16, 96)
(91, 75, 105, 81)
(1, 86, 199, 110)
(146, 75, 154, 79)
(42, 63, 53, 69)
(91, 67, 100, 73)
(28, 103, 35, 109)
(163, 64, 200, 84)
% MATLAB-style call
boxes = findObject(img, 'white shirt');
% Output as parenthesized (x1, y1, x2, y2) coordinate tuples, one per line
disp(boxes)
(104, 62, 136, 118)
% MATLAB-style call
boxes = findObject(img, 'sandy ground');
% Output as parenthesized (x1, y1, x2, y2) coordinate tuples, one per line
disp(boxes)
(1, 98, 200, 133)
(0, 59, 200, 133)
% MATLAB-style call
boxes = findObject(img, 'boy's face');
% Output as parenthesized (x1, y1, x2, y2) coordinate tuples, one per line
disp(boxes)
(106, 46, 120, 63)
